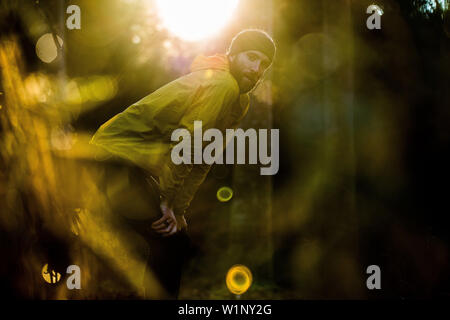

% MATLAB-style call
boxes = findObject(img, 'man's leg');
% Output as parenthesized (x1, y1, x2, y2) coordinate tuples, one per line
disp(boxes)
(104, 162, 191, 299)
(144, 230, 191, 299)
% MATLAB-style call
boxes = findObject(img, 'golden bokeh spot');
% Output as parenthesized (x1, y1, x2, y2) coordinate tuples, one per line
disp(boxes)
(132, 35, 141, 44)
(35, 33, 63, 63)
(226, 264, 252, 295)
(163, 40, 172, 49)
(24, 73, 53, 104)
(64, 80, 83, 104)
(217, 186, 233, 202)
(42, 264, 61, 284)
(88, 76, 118, 102)
(205, 69, 213, 78)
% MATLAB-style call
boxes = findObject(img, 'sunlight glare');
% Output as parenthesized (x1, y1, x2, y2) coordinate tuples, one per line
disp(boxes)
(155, 0, 239, 42)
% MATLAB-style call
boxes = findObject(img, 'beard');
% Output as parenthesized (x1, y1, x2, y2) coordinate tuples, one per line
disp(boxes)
(229, 59, 259, 93)
(238, 74, 258, 93)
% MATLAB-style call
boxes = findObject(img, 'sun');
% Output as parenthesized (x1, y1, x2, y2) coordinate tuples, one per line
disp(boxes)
(155, 0, 239, 42)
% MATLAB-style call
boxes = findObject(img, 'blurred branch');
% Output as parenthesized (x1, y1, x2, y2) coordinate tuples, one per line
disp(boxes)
(35, 1, 64, 53)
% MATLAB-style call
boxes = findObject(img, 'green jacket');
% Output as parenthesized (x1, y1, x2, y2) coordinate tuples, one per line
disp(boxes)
(90, 54, 250, 215)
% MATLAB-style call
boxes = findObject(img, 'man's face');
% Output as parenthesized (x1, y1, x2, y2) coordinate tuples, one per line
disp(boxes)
(229, 50, 271, 94)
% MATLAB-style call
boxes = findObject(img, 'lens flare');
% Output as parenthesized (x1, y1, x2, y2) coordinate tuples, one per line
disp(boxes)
(217, 186, 233, 202)
(226, 264, 252, 295)
(155, 0, 239, 41)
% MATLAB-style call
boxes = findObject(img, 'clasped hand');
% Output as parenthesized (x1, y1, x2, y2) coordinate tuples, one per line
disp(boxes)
(151, 200, 187, 237)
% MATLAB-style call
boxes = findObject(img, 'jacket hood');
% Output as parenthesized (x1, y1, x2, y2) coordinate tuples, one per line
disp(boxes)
(190, 54, 230, 72)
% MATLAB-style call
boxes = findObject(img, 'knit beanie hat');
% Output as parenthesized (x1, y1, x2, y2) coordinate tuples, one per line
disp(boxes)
(228, 29, 276, 62)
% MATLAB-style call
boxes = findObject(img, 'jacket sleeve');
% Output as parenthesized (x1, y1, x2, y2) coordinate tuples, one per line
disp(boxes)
(158, 75, 238, 209)
(89, 77, 197, 172)
(171, 163, 211, 215)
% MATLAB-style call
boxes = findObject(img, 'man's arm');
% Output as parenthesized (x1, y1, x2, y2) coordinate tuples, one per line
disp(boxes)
(157, 75, 239, 208)
(172, 163, 211, 216)
(151, 164, 210, 236)
(152, 73, 239, 235)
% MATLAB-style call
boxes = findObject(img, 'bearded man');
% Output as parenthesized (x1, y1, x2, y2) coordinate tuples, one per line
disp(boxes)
(90, 29, 276, 298)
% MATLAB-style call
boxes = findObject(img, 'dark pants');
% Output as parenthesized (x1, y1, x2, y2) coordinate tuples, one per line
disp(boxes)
(100, 161, 191, 299)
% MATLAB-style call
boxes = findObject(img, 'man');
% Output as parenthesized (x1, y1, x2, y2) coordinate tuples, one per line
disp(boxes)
(90, 29, 276, 298)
